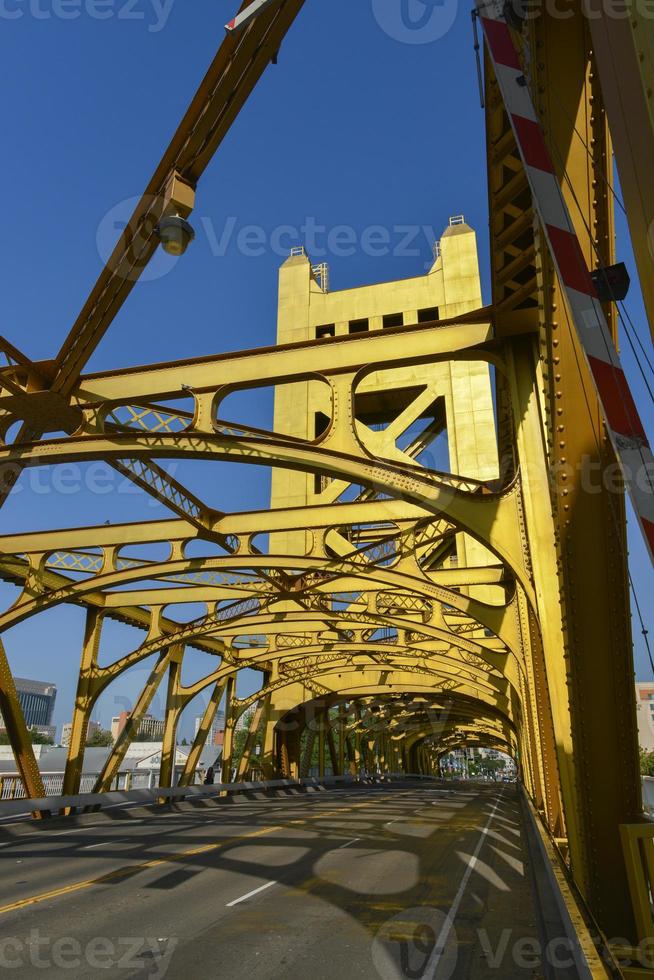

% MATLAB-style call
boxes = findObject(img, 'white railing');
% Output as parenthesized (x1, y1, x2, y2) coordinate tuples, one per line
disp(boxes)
(0, 768, 205, 800)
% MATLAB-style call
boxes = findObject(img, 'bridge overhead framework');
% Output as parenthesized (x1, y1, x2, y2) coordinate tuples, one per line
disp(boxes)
(0, 1, 654, 973)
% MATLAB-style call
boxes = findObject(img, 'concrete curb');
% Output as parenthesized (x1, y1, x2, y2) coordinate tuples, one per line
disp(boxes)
(521, 790, 619, 979)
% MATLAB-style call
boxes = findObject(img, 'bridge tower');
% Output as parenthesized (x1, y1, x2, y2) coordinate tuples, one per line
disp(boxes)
(271, 216, 498, 560)
(262, 217, 501, 775)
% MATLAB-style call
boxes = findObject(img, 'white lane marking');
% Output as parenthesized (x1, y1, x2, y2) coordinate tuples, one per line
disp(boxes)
(385, 818, 401, 827)
(226, 879, 277, 907)
(82, 838, 130, 850)
(13, 820, 146, 841)
(422, 792, 505, 979)
(337, 838, 360, 849)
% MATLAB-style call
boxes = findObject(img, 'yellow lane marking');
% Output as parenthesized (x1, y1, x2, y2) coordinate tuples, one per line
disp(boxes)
(0, 798, 379, 917)
(0, 824, 281, 916)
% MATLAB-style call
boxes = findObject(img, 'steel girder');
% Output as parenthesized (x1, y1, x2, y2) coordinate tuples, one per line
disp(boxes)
(0, 0, 647, 956)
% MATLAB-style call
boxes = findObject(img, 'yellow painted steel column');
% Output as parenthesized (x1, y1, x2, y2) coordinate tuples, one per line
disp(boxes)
(220, 676, 237, 784)
(260, 709, 278, 780)
(337, 705, 346, 776)
(317, 709, 326, 779)
(0, 637, 46, 804)
(178, 678, 226, 786)
(159, 646, 184, 791)
(300, 726, 316, 778)
(63, 608, 103, 797)
(326, 722, 338, 775)
(94, 649, 172, 793)
(506, 12, 643, 938)
(236, 696, 269, 780)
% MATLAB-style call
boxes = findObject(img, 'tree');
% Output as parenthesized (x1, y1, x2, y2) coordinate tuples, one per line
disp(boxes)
(86, 728, 113, 747)
(132, 730, 158, 742)
(29, 730, 54, 745)
(234, 711, 256, 762)
(181, 738, 188, 746)
(640, 748, 654, 777)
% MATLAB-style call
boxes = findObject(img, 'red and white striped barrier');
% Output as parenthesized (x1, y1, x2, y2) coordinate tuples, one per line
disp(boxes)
(226, 0, 280, 33)
(477, 1, 654, 563)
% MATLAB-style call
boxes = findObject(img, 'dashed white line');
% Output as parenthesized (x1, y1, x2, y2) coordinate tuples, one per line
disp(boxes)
(21, 820, 146, 840)
(421, 792, 505, 978)
(337, 837, 360, 849)
(82, 838, 130, 850)
(226, 880, 277, 907)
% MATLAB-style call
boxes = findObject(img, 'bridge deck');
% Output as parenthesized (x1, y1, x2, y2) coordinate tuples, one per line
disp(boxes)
(0, 783, 582, 978)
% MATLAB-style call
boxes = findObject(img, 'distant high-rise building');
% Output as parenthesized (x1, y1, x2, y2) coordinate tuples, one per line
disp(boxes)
(111, 712, 165, 742)
(61, 719, 102, 747)
(0, 677, 57, 732)
(194, 709, 225, 746)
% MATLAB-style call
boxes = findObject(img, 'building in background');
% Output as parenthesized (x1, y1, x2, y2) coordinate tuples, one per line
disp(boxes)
(0, 677, 56, 741)
(111, 712, 165, 742)
(61, 719, 102, 747)
(194, 709, 225, 747)
(635, 683, 654, 752)
(0, 741, 220, 793)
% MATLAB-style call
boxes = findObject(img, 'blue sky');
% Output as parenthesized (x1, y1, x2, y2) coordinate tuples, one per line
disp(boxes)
(0, 0, 652, 738)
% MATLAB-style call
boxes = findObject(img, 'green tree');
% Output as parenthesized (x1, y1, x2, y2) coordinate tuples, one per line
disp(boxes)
(86, 728, 114, 747)
(29, 730, 54, 745)
(234, 711, 256, 762)
(132, 730, 158, 742)
(640, 748, 654, 777)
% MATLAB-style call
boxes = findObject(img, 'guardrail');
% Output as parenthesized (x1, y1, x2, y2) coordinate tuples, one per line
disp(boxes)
(0, 772, 436, 821)
(0, 769, 201, 800)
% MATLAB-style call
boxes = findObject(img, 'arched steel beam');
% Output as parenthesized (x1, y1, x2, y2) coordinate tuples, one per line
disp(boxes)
(0, 429, 533, 597)
(0, 553, 522, 659)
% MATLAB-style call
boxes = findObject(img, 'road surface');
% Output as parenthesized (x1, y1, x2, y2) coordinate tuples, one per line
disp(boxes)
(0, 782, 576, 978)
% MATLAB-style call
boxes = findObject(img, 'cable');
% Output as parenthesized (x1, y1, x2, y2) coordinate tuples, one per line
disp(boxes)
(557, 290, 654, 674)
(522, 57, 654, 384)
(630, 571, 654, 676)
(559, 288, 654, 677)
(542, 85, 654, 390)
(543, 131, 654, 500)
(621, 316, 654, 405)
(522, 63, 654, 668)
(619, 301, 654, 389)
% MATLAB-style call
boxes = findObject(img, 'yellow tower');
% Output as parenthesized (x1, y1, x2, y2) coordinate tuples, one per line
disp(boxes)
(271, 215, 499, 577)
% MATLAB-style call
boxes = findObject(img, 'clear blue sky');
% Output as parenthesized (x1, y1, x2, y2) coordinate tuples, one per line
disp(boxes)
(0, 0, 652, 739)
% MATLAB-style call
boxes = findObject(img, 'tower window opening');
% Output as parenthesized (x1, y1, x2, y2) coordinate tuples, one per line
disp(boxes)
(316, 324, 335, 339)
(383, 312, 403, 329)
(417, 307, 439, 323)
(349, 318, 369, 334)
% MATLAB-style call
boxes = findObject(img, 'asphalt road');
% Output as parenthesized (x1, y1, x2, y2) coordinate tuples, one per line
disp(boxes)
(0, 783, 575, 979)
